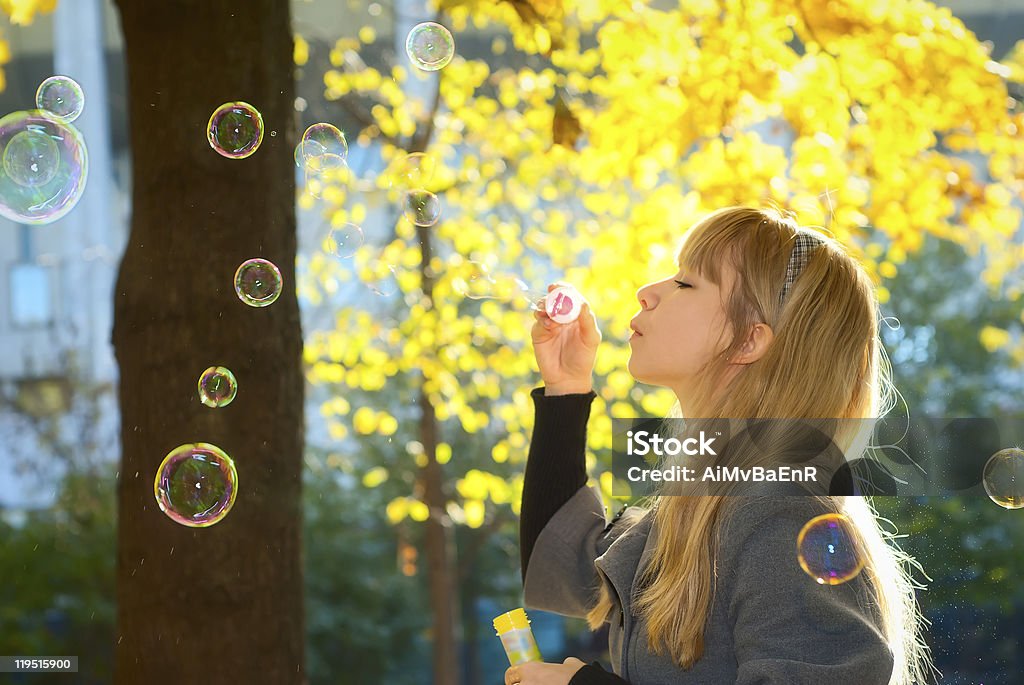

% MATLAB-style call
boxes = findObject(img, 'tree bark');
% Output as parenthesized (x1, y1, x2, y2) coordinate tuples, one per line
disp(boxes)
(417, 219, 463, 683)
(111, 2, 302, 683)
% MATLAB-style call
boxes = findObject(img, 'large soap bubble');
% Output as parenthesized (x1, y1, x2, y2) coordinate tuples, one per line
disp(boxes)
(0, 109, 88, 225)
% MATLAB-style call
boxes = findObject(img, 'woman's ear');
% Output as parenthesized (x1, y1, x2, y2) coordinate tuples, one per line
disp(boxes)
(732, 322, 774, 364)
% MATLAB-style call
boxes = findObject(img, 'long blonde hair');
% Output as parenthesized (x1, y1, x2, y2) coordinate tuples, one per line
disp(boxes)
(585, 206, 936, 685)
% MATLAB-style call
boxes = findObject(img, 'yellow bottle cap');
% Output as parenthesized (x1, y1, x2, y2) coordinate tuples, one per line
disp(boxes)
(493, 607, 531, 634)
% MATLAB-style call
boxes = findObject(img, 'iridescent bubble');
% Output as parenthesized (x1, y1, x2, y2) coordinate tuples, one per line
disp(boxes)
(154, 443, 238, 528)
(796, 513, 864, 585)
(365, 263, 399, 297)
(234, 258, 283, 307)
(405, 22, 455, 71)
(323, 222, 364, 259)
(452, 261, 530, 303)
(0, 110, 88, 225)
(198, 366, 238, 408)
(393, 152, 436, 188)
(302, 152, 348, 199)
(404, 189, 440, 227)
(35, 76, 85, 122)
(294, 138, 327, 169)
(300, 123, 347, 164)
(982, 447, 1024, 510)
(3, 129, 59, 187)
(207, 102, 264, 159)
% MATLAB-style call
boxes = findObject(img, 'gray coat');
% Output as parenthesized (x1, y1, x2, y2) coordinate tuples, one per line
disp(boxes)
(522, 484, 896, 684)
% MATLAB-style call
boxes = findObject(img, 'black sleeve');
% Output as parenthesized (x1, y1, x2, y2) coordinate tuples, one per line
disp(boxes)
(568, 661, 629, 684)
(519, 386, 597, 583)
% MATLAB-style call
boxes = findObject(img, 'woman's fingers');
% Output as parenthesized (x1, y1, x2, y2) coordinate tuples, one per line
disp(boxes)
(578, 303, 601, 346)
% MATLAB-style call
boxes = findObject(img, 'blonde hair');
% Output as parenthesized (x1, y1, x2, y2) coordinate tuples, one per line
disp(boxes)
(585, 206, 936, 685)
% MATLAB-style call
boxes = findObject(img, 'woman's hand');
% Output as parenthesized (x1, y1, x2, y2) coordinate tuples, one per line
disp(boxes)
(504, 657, 587, 685)
(531, 283, 601, 396)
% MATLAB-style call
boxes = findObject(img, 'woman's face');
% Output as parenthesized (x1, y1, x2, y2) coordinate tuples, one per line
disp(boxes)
(627, 259, 737, 400)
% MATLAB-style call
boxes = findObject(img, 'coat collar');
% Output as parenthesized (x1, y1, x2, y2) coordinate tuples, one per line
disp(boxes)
(594, 508, 659, 608)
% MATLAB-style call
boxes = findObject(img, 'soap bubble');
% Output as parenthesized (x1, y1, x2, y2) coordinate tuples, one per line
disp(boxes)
(299, 123, 347, 164)
(3, 129, 59, 187)
(302, 152, 347, 199)
(392, 151, 436, 188)
(323, 222, 364, 259)
(36, 76, 85, 122)
(198, 366, 238, 408)
(294, 138, 326, 168)
(207, 102, 264, 159)
(0, 110, 88, 225)
(365, 263, 399, 297)
(234, 258, 283, 307)
(154, 443, 238, 527)
(404, 189, 440, 226)
(982, 447, 1024, 510)
(796, 513, 864, 585)
(452, 261, 530, 303)
(405, 22, 455, 71)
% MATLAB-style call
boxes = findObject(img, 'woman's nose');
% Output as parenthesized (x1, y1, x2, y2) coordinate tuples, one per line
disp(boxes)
(637, 284, 655, 309)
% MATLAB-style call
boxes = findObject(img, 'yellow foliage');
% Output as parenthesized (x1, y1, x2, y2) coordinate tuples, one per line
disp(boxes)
(464, 500, 486, 528)
(386, 497, 409, 524)
(979, 326, 1011, 353)
(301, 0, 1021, 534)
(352, 406, 378, 435)
(408, 500, 430, 522)
(0, 0, 56, 25)
(362, 467, 389, 488)
(294, 35, 309, 66)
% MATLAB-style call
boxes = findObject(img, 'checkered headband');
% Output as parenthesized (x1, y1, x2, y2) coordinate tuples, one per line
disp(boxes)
(779, 230, 824, 306)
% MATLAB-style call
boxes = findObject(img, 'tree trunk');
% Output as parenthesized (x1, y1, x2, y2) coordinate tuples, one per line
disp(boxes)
(417, 215, 462, 683)
(111, 2, 303, 683)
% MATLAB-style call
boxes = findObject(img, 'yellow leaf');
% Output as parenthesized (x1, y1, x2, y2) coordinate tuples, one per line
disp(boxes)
(979, 326, 1011, 353)
(294, 34, 309, 66)
(386, 497, 409, 524)
(457, 469, 489, 500)
(408, 500, 430, 521)
(436, 442, 452, 464)
(362, 466, 389, 488)
(353, 406, 378, 434)
(464, 500, 486, 528)
(378, 413, 398, 436)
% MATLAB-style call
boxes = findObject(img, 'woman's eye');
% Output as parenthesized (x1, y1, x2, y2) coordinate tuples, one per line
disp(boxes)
(674, 280, 691, 289)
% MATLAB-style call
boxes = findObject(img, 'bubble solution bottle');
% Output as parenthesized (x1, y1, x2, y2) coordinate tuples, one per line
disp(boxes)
(493, 607, 543, 666)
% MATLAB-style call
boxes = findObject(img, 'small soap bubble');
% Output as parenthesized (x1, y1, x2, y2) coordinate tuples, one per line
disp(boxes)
(366, 263, 399, 297)
(2, 129, 60, 187)
(198, 366, 238, 408)
(982, 447, 1024, 510)
(207, 102, 264, 159)
(404, 189, 440, 227)
(406, 22, 455, 71)
(323, 222, 364, 258)
(393, 152, 436, 188)
(453, 261, 530, 303)
(300, 123, 347, 163)
(301, 153, 348, 200)
(234, 258, 283, 307)
(154, 443, 238, 527)
(796, 513, 864, 585)
(35, 76, 85, 122)
(0, 110, 88, 225)
(294, 138, 326, 168)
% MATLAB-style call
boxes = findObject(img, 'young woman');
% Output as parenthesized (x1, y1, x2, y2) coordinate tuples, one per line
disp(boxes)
(508, 206, 935, 685)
